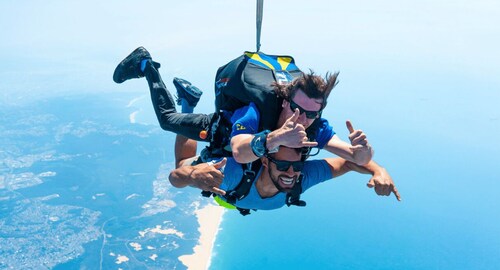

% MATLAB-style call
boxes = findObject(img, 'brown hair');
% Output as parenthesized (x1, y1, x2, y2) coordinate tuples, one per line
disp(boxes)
(274, 70, 339, 109)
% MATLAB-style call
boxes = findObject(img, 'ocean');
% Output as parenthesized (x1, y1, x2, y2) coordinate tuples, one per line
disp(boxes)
(209, 67, 500, 269)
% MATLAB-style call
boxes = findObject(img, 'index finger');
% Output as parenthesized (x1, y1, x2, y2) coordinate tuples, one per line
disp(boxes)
(392, 186, 402, 201)
(288, 108, 300, 123)
(346, 120, 355, 133)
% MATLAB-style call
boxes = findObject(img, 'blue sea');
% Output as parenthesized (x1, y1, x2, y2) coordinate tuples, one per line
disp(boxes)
(209, 67, 500, 269)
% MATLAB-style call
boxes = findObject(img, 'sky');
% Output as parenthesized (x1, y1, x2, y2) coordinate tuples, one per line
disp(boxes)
(1, 0, 499, 269)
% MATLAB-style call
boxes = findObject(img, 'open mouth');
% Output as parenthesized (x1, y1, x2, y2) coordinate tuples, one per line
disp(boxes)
(279, 176, 295, 186)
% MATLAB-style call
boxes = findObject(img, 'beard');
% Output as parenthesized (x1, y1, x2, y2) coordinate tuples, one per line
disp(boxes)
(268, 166, 296, 193)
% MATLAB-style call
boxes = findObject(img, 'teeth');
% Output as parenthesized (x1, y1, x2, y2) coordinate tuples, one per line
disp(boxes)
(280, 176, 294, 185)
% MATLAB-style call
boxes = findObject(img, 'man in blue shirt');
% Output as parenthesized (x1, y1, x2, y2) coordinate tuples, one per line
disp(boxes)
(170, 112, 401, 210)
(169, 145, 400, 211)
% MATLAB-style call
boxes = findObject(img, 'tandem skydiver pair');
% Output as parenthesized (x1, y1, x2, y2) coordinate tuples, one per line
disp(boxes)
(113, 47, 401, 215)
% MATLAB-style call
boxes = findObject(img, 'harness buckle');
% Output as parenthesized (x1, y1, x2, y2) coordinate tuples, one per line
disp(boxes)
(201, 190, 213, 198)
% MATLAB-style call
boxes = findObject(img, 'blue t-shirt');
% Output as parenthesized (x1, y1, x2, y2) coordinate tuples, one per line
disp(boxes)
(217, 157, 333, 210)
(229, 102, 335, 148)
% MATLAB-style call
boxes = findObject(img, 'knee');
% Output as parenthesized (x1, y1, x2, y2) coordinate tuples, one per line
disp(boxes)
(159, 121, 172, 131)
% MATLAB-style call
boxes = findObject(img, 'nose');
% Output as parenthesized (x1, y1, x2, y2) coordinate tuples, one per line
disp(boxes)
(285, 165, 296, 175)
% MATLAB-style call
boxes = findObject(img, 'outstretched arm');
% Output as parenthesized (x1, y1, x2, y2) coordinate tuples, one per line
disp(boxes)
(169, 158, 227, 196)
(326, 158, 401, 201)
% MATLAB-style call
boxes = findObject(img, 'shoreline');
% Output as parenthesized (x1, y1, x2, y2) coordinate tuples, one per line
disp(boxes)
(179, 202, 225, 270)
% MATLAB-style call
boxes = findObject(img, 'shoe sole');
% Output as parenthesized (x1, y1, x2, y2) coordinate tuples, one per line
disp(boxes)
(173, 77, 202, 98)
(113, 47, 151, 84)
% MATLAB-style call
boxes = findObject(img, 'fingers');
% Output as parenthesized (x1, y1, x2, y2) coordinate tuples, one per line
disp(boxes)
(213, 158, 227, 170)
(348, 129, 365, 142)
(346, 120, 355, 133)
(351, 134, 367, 146)
(372, 182, 401, 201)
(292, 125, 306, 133)
(211, 187, 226, 196)
(347, 121, 369, 146)
(392, 186, 402, 201)
(369, 173, 401, 201)
(367, 178, 375, 188)
(209, 169, 224, 182)
(301, 141, 318, 147)
(374, 185, 391, 196)
(287, 108, 300, 124)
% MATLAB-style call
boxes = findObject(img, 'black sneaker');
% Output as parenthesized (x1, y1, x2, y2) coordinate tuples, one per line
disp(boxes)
(173, 77, 203, 107)
(113, 47, 160, 84)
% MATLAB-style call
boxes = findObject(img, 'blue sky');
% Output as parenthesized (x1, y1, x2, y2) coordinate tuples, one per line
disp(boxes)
(2, 0, 499, 268)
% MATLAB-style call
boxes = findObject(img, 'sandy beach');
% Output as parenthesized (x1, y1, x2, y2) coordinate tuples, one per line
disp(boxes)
(179, 202, 225, 270)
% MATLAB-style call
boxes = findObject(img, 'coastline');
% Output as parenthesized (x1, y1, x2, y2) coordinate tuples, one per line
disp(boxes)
(179, 202, 225, 270)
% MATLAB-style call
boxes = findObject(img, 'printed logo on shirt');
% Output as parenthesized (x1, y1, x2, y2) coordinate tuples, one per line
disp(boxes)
(236, 123, 246, 130)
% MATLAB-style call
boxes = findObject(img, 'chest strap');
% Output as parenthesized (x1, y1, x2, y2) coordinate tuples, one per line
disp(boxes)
(225, 160, 262, 205)
(285, 174, 306, 207)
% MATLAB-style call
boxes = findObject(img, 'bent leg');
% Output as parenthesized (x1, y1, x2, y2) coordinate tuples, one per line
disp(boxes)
(175, 135, 198, 168)
(143, 61, 215, 141)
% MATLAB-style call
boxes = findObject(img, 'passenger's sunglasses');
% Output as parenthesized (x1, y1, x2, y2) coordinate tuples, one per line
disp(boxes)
(289, 99, 321, 119)
(267, 156, 304, 172)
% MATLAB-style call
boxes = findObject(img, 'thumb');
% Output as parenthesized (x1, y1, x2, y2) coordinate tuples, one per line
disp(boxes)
(213, 158, 227, 169)
(346, 120, 355, 134)
(367, 177, 375, 188)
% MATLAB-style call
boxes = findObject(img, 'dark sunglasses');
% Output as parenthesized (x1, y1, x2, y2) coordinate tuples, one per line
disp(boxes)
(289, 99, 321, 119)
(267, 156, 304, 172)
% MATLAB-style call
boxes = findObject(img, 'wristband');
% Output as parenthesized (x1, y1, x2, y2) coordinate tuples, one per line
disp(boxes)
(250, 130, 271, 157)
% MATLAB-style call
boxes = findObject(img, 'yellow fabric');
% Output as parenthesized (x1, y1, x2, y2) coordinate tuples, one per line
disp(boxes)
(247, 52, 275, 69)
(277, 56, 293, 70)
(244, 52, 293, 70)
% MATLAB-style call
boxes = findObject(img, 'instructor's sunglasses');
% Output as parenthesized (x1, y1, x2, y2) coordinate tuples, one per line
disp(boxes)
(289, 99, 321, 119)
(267, 156, 304, 172)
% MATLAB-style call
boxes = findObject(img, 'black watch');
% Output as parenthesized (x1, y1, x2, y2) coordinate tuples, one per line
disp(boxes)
(250, 130, 271, 157)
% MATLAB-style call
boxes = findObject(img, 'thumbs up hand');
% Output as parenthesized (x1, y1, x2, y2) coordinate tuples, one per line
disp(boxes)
(346, 120, 373, 164)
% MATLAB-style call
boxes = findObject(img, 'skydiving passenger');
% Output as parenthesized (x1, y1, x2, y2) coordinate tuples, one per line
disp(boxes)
(169, 133, 401, 214)
(113, 47, 376, 168)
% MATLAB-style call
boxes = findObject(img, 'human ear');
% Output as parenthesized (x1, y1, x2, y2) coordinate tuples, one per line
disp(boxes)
(282, 99, 288, 108)
(261, 157, 269, 168)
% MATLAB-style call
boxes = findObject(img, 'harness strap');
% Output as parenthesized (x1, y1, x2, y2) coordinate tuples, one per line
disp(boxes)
(236, 207, 252, 216)
(201, 190, 213, 198)
(286, 174, 306, 207)
(201, 159, 306, 216)
(204, 112, 233, 159)
(225, 160, 262, 205)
